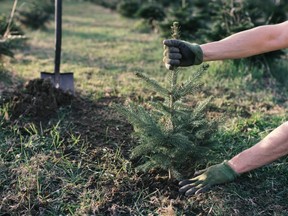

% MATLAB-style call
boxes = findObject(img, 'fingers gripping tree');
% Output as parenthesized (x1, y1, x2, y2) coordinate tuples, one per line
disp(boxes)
(117, 22, 217, 179)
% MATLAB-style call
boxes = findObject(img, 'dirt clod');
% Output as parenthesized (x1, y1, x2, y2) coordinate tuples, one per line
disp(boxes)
(9, 78, 73, 119)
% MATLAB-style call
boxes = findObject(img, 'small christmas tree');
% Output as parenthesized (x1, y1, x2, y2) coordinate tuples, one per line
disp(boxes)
(117, 22, 217, 179)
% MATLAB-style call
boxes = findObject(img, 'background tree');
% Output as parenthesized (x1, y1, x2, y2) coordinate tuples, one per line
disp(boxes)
(159, 0, 209, 41)
(17, 0, 54, 30)
(0, 0, 24, 59)
(200, 0, 288, 72)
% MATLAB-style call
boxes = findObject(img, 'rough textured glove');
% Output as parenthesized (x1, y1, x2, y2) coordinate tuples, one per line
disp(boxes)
(163, 39, 203, 70)
(179, 161, 239, 196)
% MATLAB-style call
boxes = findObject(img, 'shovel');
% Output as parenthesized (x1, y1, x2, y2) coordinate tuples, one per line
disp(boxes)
(41, 0, 74, 94)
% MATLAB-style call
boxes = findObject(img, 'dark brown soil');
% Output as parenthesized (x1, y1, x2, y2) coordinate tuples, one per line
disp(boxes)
(2, 78, 134, 148)
(69, 95, 134, 150)
(8, 78, 73, 120)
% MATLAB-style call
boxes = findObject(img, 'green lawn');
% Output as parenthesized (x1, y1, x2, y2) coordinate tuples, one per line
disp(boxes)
(1, 0, 288, 215)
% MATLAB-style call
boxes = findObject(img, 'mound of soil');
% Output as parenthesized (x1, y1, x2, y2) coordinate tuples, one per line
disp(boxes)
(9, 78, 73, 120)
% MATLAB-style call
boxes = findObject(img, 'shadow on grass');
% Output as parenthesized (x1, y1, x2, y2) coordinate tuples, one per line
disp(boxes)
(0, 64, 25, 91)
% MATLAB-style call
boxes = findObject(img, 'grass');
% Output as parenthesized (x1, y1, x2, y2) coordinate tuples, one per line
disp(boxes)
(1, 0, 288, 215)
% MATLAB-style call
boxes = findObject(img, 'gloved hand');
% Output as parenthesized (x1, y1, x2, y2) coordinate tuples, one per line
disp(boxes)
(179, 161, 239, 196)
(163, 39, 203, 70)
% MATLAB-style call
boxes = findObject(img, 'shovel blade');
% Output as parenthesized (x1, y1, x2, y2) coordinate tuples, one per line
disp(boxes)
(41, 72, 74, 94)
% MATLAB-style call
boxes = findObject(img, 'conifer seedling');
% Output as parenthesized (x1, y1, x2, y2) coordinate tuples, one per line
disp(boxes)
(116, 22, 217, 179)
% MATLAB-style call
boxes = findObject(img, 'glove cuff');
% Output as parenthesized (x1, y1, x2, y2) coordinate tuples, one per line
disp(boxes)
(191, 43, 203, 65)
(222, 160, 240, 181)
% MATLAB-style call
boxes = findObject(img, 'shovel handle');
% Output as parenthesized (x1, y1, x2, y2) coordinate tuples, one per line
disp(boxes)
(54, 0, 62, 84)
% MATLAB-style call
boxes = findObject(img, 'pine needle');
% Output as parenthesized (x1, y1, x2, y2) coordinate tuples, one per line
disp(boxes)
(135, 72, 170, 98)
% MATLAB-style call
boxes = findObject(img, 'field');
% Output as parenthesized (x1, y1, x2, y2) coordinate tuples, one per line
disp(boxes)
(1, 0, 288, 215)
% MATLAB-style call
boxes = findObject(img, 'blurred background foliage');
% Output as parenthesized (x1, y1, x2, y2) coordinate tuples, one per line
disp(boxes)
(17, 0, 54, 30)
(86, 0, 288, 76)
(0, 0, 54, 59)
(87, 0, 288, 40)
(1, 0, 287, 78)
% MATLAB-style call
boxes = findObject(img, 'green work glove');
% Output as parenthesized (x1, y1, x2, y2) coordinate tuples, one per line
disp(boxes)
(179, 161, 239, 196)
(163, 39, 203, 70)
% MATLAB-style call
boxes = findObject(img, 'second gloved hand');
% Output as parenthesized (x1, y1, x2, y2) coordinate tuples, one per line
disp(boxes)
(179, 161, 239, 196)
(163, 39, 203, 70)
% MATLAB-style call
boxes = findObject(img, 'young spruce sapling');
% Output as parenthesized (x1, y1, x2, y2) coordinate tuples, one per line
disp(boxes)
(116, 22, 217, 179)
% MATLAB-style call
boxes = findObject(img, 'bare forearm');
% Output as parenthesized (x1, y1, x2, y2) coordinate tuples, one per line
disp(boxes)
(228, 122, 288, 174)
(200, 21, 288, 61)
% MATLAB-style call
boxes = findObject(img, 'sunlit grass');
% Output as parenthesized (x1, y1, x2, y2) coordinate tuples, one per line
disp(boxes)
(1, 0, 288, 215)
(2, 0, 164, 100)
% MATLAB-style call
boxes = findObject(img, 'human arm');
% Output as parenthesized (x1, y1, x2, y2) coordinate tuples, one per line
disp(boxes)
(179, 121, 288, 195)
(201, 21, 288, 61)
(228, 121, 288, 174)
(163, 21, 288, 68)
